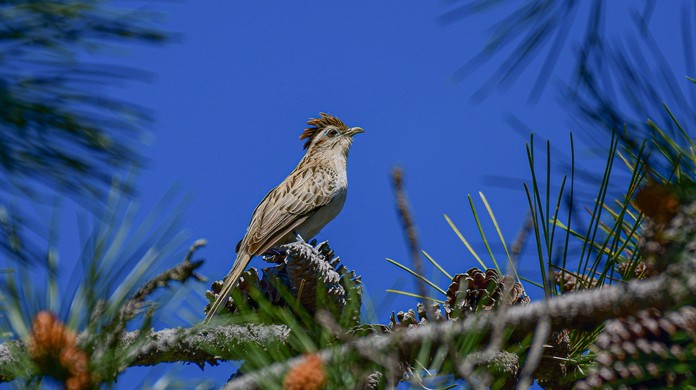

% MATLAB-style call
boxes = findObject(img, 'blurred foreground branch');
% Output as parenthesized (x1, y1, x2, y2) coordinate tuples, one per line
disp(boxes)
(391, 167, 429, 309)
(224, 257, 696, 389)
(0, 0, 172, 267)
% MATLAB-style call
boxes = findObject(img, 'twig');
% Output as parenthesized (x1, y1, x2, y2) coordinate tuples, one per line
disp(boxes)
(222, 259, 696, 389)
(97, 239, 207, 362)
(120, 239, 207, 322)
(510, 215, 533, 264)
(391, 167, 430, 315)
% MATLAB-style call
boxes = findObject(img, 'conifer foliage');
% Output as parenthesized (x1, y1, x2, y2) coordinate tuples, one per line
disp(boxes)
(2, 1, 696, 388)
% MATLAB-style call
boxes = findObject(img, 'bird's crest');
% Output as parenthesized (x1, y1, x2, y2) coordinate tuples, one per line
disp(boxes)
(300, 113, 348, 149)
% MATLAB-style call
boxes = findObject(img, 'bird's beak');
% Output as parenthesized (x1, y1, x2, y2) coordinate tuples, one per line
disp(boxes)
(346, 127, 365, 137)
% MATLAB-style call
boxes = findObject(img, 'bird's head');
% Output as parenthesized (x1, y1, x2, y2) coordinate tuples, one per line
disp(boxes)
(300, 113, 364, 156)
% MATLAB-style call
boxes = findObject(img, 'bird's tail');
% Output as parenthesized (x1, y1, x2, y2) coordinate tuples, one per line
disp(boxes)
(203, 252, 251, 324)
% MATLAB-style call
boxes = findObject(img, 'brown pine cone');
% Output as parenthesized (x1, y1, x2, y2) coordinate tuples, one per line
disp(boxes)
(575, 306, 696, 389)
(445, 267, 530, 320)
(616, 260, 649, 280)
(283, 354, 327, 390)
(205, 240, 362, 325)
(388, 302, 445, 330)
(535, 329, 574, 389)
(28, 311, 92, 390)
(554, 271, 598, 293)
(637, 197, 696, 274)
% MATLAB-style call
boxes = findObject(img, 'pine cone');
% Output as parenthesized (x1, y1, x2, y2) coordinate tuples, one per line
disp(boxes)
(389, 309, 419, 329)
(285, 240, 345, 312)
(283, 354, 327, 390)
(465, 350, 520, 390)
(634, 184, 681, 226)
(205, 240, 362, 324)
(616, 260, 648, 280)
(554, 271, 598, 293)
(637, 197, 696, 274)
(389, 268, 529, 329)
(416, 302, 444, 322)
(535, 329, 574, 389)
(575, 306, 696, 389)
(445, 267, 530, 320)
(388, 302, 445, 330)
(27, 311, 92, 390)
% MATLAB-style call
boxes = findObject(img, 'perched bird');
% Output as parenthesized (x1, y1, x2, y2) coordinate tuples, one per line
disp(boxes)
(204, 113, 363, 323)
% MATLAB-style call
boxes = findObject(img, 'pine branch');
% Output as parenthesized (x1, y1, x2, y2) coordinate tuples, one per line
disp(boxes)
(0, 323, 291, 382)
(94, 239, 208, 366)
(223, 258, 696, 389)
(121, 323, 291, 366)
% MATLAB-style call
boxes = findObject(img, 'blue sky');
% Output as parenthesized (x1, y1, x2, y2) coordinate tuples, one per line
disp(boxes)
(26, 1, 693, 387)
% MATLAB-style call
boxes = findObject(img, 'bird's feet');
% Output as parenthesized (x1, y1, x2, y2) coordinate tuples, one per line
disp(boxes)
(293, 232, 306, 243)
(262, 247, 288, 263)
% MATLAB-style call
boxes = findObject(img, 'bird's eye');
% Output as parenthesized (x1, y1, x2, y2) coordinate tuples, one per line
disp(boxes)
(326, 128, 338, 137)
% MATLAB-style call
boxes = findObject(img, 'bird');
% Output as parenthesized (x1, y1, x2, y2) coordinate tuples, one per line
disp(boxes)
(204, 113, 364, 323)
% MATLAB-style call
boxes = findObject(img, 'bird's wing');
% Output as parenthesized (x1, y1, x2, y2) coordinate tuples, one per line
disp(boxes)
(243, 165, 338, 255)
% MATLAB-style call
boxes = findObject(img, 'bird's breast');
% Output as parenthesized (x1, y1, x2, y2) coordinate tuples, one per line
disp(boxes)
(296, 187, 347, 240)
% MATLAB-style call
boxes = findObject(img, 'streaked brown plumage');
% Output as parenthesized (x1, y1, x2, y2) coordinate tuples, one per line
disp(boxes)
(204, 113, 363, 323)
